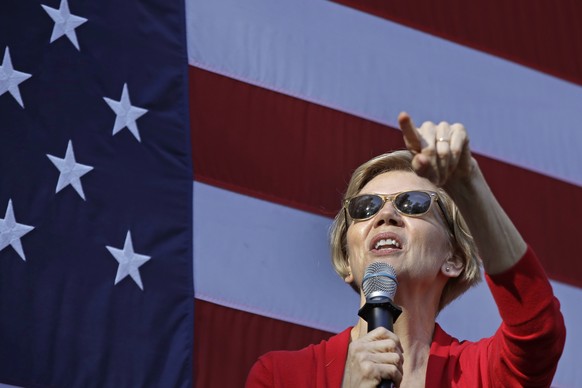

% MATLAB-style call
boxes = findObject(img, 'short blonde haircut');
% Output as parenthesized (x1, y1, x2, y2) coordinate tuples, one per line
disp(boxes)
(329, 150, 481, 312)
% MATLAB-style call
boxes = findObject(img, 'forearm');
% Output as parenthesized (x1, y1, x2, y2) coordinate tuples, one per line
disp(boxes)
(445, 158, 527, 274)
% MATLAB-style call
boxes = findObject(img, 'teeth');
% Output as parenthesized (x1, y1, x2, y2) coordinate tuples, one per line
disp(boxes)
(374, 238, 401, 250)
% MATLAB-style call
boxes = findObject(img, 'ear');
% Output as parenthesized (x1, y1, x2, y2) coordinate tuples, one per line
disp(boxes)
(441, 255, 463, 278)
(344, 264, 354, 284)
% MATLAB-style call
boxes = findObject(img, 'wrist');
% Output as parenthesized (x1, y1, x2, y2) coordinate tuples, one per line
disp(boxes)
(443, 157, 483, 202)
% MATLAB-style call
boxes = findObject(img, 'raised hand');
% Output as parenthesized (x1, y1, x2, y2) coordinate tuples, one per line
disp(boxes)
(398, 112, 474, 188)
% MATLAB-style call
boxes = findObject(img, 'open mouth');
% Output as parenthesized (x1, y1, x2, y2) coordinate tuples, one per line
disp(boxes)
(370, 234, 403, 252)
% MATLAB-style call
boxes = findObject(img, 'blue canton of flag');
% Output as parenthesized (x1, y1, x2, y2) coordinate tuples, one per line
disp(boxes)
(0, 0, 193, 386)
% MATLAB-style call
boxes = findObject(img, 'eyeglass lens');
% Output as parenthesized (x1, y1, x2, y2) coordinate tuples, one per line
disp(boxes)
(393, 191, 432, 215)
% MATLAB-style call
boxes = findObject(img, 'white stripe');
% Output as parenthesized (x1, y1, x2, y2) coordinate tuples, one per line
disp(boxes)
(193, 182, 360, 333)
(186, 0, 582, 187)
(194, 182, 581, 386)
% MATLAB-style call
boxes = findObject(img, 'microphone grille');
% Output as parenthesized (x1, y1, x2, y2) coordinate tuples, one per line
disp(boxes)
(362, 262, 398, 300)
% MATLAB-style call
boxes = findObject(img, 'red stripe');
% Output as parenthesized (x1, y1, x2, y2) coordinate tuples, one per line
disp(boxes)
(194, 299, 332, 388)
(190, 66, 406, 217)
(190, 66, 582, 288)
(331, 0, 582, 87)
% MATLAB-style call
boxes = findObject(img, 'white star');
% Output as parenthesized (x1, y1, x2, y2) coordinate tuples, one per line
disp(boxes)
(0, 47, 32, 108)
(41, 0, 87, 51)
(0, 200, 35, 261)
(103, 83, 148, 142)
(47, 140, 94, 200)
(106, 231, 151, 290)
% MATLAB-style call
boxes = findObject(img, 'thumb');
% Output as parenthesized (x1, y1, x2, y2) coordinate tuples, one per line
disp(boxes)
(411, 153, 432, 180)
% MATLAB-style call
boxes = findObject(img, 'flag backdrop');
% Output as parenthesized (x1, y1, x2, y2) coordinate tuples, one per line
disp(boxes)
(188, 0, 582, 387)
(1, 0, 581, 387)
(0, 0, 193, 387)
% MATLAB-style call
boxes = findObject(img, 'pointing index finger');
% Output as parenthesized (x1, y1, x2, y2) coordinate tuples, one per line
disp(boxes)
(398, 112, 421, 153)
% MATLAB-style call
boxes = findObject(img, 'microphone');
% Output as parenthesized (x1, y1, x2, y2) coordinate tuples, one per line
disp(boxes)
(358, 262, 402, 388)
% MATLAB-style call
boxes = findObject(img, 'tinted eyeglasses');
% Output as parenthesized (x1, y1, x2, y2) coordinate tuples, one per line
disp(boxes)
(344, 190, 454, 233)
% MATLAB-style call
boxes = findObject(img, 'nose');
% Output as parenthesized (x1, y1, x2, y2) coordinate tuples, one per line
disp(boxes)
(373, 200, 404, 228)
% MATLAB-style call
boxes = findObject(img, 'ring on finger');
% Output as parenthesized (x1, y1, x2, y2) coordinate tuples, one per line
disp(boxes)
(437, 137, 449, 143)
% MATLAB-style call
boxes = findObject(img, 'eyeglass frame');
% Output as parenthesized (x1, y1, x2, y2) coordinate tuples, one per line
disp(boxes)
(343, 190, 455, 236)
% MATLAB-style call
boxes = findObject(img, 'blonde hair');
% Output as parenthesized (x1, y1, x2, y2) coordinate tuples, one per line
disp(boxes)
(329, 150, 482, 311)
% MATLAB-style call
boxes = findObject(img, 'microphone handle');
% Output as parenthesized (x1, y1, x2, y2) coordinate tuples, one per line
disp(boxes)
(367, 306, 394, 388)
(359, 299, 401, 388)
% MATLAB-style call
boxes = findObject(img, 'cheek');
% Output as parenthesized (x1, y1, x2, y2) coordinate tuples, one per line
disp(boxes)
(345, 225, 367, 277)
(414, 229, 451, 263)
(345, 223, 369, 259)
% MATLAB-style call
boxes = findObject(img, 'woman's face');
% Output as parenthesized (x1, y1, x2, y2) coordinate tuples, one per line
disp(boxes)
(345, 170, 452, 294)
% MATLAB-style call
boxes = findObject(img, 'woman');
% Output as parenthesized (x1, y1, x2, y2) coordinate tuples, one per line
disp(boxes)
(246, 112, 565, 387)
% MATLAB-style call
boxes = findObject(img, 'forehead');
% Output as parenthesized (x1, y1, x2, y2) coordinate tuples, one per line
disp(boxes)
(359, 170, 437, 194)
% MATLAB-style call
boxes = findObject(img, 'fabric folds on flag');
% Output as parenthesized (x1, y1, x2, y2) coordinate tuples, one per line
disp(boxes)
(0, 1, 193, 387)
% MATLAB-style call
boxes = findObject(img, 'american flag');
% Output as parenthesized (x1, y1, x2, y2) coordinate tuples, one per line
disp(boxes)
(0, 0, 193, 386)
(3, 0, 582, 387)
